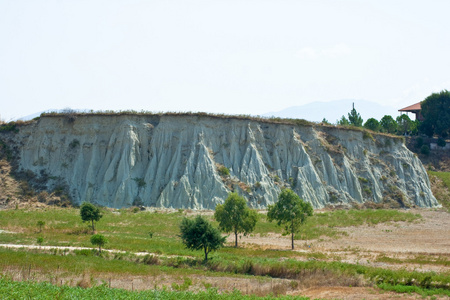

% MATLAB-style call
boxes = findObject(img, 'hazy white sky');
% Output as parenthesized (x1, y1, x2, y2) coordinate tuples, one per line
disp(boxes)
(1, 0, 449, 121)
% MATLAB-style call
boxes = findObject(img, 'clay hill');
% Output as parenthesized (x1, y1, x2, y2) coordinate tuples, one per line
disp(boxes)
(0, 112, 438, 209)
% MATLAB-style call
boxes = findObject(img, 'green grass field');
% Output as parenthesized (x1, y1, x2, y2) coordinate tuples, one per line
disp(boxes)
(1, 207, 448, 298)
(0, 207, 421, 254)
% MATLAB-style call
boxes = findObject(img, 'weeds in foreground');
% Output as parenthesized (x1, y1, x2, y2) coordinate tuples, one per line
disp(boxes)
(428, 171, 450, 210)
(2, 247, 449, 292)
(378, 283, 450, 297)
(0, 277, 311, 300)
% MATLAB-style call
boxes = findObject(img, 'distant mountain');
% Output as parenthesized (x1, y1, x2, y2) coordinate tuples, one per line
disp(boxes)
(17, 108, 93, 121)
(264, 99, 400, 123)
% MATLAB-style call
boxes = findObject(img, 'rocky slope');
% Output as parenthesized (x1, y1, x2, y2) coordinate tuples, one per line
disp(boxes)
(0, 114, 438, 209)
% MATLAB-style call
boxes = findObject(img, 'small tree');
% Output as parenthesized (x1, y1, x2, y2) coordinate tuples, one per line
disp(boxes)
(214, 193, 259, 248)
(348, 105, 363, 127)
(396, 114, 413, 135)
(321, 118, 330, 125)
(179, 215, 225, 261)
(380, 115, 398, 134)
(90, 234, 107, 253)
(80, 202, 103, 233)
(337, 115, 350, 126)
(364, 118, 380, 132)
(267, 189, 313, 250)
(36, 237, 44, 248)
(37, 220, 45, 233)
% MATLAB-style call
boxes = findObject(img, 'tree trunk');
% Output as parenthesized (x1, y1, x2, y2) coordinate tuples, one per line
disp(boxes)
(91, 220, 95, 233)
(291, 220, 295, 249)
(235, 231, 238, 248)
(204, 247, 208, 261)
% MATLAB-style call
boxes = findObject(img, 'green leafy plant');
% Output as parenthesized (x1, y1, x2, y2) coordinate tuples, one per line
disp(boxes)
(179, 215, 225, 261)
(36, 237, 44, 248)
(363, 118, 380, 131)
(380, 115, 398, 134)
(267, 189, 313, 249)
(437, 137, 446, 148)
(37, 220, 45, 233)
(214, 193, 259, 247)
(218, 165, 230, 177)
(90, 234, 107, 253)
(80, 202, 103, 233)
(421, 145, 430, 156)
(348, 105, 363, 127)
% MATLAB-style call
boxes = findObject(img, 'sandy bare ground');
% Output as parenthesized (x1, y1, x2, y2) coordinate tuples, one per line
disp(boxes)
(231, 209, 450, 274)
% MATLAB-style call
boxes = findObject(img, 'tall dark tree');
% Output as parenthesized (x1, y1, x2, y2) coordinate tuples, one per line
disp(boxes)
(420, 90, 450, 138)
(80, 202, 103, 233)
(214, 193, 259, 248)
(267, 189, 313, 250)
(348, 104, 363, 127)
(180, 215, 225, 261)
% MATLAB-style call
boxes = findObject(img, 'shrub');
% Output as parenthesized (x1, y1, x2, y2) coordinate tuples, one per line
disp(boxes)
(415, 137, 424, 148)
(0, 122, 19, 133)
(142, 254, 160, 265)
(69, 139, 80, 149)
(437, 137, 446, 148)
(37, 191, 49, 203)
(362, 131, 374, 141)
(37, 220, 45, 233)
(36, 237, 44, 247)
(90, 234, 107, 253)
(218, 165, 230, 177)
(132, 178, 146, 188)
(420, 145, 430, 155)
(358, 177, 369, 184)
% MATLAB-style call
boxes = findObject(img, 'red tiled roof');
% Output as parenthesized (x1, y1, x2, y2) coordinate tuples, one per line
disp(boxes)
(399, 102, 421, 112)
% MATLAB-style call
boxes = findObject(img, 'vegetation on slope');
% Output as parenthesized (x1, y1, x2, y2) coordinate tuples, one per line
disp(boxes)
(428, 171, 450, 210)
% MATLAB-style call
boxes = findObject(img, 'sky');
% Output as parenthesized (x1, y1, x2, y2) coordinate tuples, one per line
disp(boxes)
(1, 0, 450, 121)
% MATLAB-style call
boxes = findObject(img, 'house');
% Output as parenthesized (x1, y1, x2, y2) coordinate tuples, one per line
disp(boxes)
(398, 102, 423, 121)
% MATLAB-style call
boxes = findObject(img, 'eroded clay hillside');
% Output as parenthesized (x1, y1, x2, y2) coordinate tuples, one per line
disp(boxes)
(0, 114, 438, 209)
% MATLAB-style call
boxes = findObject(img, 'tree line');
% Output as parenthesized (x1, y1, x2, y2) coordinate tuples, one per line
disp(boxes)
(329, 90, 449, 141)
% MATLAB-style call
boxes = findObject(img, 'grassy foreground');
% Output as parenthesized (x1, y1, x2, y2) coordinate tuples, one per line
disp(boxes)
(2, 207, 449, 297)
(0, 277, 309, 300)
